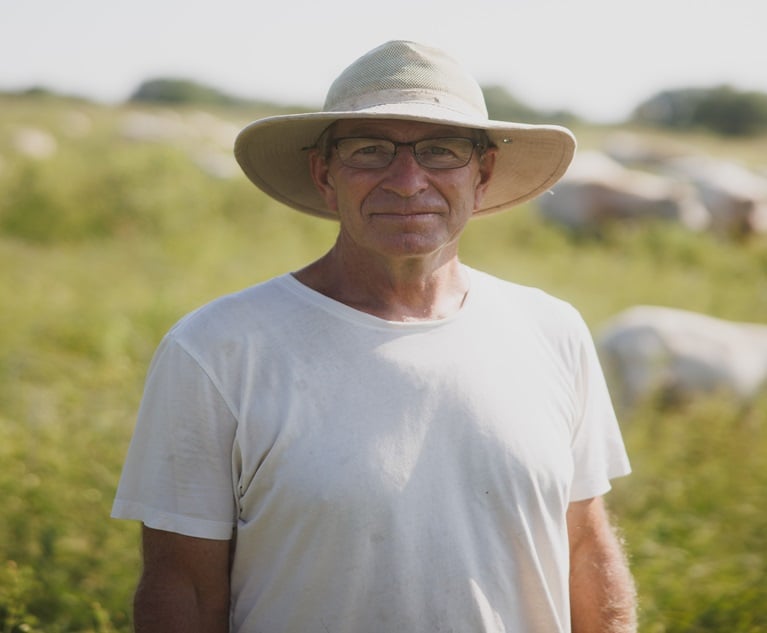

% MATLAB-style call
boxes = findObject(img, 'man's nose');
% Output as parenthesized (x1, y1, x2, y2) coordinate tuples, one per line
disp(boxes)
(381, 148, 430, 197)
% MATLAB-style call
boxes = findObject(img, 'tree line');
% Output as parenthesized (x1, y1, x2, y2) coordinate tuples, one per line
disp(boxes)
(130, 77, 767, 137)
(5, 77, 767, 137)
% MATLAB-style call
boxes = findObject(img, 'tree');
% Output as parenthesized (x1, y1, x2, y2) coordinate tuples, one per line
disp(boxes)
(129, 78, 241, 105)
(632, 86, 767, 136)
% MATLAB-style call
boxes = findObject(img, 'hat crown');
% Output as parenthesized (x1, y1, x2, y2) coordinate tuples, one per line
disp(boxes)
(323, 40, 489, 119)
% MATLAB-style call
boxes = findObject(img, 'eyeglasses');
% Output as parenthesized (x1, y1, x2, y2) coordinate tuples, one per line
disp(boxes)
(331, 136, 483, 170)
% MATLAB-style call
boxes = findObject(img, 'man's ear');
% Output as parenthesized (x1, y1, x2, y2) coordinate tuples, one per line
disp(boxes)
(309, 151, 338, 212)
(474, 147, 497, 210)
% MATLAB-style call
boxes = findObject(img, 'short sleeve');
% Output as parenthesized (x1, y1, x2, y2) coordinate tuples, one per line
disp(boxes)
(569, 313, 631, 502)
(111, 333, 238, 539)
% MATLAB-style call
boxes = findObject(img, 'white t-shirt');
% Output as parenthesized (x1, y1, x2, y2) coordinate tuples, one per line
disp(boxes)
(112, 267, 630, 633)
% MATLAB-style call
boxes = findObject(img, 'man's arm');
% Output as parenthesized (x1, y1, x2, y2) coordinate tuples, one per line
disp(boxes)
(134, 525, 232, 633)
(567, 496, 637, 633)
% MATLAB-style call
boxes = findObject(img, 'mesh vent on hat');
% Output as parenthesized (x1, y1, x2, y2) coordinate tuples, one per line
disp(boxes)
(324, 40, 488, 117)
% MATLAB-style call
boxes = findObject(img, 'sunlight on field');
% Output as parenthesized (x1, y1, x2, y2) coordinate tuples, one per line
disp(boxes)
(1, 95, 766, 631)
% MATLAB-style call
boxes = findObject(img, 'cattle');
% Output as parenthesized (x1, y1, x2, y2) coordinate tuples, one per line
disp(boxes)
(120, 109, 238, 149)
(120, 109, 239, 178)
(185, 110, 240, 149)
(664, 156, 767, 236)
(538, 151, 710, 232)
(597, 305, 767, 409)
(12, 126, 58, 159)
(603, 131, 691, 169)
(192, 150, 239, 179)
(120, 110, 189, 143)
(59, 110, 92, 138)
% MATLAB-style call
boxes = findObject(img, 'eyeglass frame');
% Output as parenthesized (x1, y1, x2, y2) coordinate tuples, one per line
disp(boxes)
(307, 127, 494, 170)
(331, 136, 493, 170)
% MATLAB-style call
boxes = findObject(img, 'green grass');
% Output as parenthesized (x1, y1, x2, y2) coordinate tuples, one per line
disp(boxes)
(1, 95, 766, 631)
(612, 394, 767, 633)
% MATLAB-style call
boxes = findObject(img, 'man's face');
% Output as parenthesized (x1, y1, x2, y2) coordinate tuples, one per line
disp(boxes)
(309, 119, 496, 262)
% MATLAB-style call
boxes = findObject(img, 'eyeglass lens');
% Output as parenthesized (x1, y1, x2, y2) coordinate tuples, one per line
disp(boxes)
(334, 137, 476, 169)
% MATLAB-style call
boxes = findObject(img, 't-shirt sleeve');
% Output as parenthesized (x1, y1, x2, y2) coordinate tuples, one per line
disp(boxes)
(111, 333, 238, 539)
(568, 312, 631, 502)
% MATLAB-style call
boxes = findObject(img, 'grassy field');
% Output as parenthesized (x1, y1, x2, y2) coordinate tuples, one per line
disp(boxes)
(1, 95, 766, 631)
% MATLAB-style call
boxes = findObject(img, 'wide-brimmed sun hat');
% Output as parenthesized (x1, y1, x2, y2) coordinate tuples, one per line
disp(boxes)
(234, 40, 576, 219)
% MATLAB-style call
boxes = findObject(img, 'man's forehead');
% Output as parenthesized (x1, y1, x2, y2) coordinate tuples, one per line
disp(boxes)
(331, 118, 473, 138)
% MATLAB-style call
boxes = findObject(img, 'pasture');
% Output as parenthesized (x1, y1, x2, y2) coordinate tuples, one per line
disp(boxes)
(1, 94, 766, 632)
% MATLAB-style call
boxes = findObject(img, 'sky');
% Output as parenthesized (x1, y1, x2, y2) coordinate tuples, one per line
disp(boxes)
(1, 0, 766, 123)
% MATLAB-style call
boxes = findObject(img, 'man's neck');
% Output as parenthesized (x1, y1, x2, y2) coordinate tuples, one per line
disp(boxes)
(292, 246, 470, 322)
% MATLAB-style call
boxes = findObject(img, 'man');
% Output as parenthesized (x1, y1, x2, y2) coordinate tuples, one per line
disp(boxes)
(112, 40, 636, 632)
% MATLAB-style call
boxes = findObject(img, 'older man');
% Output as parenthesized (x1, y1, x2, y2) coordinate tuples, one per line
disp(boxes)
(112, 40, 636, 633)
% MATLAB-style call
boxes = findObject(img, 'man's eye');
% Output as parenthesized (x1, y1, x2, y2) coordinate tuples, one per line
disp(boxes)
(346, 141, 391, 157)
(356, 145, 382, 155)
(421, 144, 456, 158)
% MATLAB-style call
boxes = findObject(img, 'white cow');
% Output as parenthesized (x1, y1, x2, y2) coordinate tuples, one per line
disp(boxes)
(602, 131, 692, 168)
(597, 305, 767, 408)
(538, 151, 710, 232)
(12, 126, 58, 159)
(664, 156, 767, 236)
(120, 109, 240, 178)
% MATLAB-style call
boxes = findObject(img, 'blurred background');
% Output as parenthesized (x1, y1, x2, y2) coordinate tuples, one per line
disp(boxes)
(1, 1, 766, 631)
(3, 0, 767, 125)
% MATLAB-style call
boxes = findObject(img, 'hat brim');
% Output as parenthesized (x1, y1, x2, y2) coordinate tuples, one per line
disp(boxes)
(234, 106, 576, 219)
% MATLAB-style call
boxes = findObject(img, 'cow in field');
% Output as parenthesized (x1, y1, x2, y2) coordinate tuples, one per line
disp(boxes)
(603, 131, 691, 168)
(664, 156, 767, 236)
(597, 305, 767, 408)
(12, 126, 58, 159)
(538, 151, 710, 232)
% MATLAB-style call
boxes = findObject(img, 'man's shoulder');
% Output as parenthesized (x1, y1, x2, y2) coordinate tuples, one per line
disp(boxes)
(167, 274, 296, 345)
(468, 268, 590, 349)
(469, 268, 577, 316)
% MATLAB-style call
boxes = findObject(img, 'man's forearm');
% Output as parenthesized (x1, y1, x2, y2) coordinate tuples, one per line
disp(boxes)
(567, 496, 637, 633)
(569, 523, 637, 633)
(134, 527, 232, 633)
(133, 572, 230, 633)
